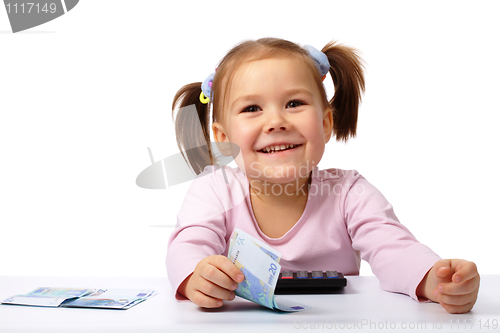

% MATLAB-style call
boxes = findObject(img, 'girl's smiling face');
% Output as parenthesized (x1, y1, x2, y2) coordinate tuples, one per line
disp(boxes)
(212, 56, 333, 185)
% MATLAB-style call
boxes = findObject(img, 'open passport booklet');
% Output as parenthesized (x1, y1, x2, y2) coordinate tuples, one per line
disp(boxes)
(1, 287, 157, 309)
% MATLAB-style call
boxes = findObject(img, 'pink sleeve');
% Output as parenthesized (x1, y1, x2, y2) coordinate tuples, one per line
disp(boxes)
(342, 173, 440, 302)
(166, 167, 231, 300)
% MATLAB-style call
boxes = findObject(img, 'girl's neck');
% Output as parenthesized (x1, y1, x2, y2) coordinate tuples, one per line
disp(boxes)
(248, 173, 311, 206)
(248, 173, 311, 238)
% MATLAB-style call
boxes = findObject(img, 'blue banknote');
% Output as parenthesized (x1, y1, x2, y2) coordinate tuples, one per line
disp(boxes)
(2, 288, 156, 309)
(228, 228, 313, 312)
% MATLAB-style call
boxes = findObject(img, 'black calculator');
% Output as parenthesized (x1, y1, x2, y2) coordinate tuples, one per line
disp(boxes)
(275, 270, 347, 294)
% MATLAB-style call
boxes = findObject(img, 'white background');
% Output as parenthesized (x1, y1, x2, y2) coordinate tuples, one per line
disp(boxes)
(1, 0, 499, 278)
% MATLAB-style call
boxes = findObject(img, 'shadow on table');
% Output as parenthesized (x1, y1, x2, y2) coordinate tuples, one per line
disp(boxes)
(199, 285, 361, 314)
(200, 301, 277, 313)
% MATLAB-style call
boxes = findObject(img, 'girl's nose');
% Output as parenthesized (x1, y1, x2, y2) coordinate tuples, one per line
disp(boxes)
(264, 110, 290, 133)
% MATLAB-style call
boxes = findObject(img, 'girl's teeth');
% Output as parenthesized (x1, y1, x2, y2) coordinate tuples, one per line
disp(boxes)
(261, 144, 298, 153)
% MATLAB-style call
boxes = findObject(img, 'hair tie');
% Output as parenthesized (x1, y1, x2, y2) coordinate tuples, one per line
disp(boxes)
(303, 45, 330, 77)
(200, 72, 215, 104)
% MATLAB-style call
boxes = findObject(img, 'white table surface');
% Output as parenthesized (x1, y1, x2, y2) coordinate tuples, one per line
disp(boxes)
(0, 275, 499, 333)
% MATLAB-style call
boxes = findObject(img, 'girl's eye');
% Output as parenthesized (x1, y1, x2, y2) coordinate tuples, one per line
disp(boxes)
(286, 100, 304, 108)
(242, 105, 261, 113)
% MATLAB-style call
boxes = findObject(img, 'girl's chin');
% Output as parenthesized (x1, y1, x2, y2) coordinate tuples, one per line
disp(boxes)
(249, 176, 302, 185)
(261, 163, 311, 173)
(234, 159, 317, 182)
(246, 168, 312, 184)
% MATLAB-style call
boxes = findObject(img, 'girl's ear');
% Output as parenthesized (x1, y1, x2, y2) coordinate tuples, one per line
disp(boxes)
(212, 122, 233, 156)
(323, 107, 334, 143)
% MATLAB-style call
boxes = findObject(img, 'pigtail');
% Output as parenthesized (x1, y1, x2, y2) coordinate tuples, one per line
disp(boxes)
(322, 42, 365, 142)
(172, 83, 213, 175)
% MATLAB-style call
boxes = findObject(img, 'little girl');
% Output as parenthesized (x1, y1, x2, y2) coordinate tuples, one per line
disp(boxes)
(166, 38, 479, 314)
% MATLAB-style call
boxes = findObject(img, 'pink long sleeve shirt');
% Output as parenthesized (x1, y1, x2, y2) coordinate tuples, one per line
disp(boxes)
(166, 166, 440, 301)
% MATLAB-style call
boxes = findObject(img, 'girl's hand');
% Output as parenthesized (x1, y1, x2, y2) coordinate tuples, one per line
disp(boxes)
(178, 255, 245, 308)
(419, 259, 480, 314)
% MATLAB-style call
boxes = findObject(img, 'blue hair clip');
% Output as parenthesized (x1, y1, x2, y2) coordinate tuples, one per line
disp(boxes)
(200, 72, 215, 104)
(304, 45, 330, 77)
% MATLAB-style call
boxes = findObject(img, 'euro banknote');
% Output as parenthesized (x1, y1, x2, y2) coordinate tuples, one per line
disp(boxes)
(228, 228, 313, 312)
(2, 288, 157, 309)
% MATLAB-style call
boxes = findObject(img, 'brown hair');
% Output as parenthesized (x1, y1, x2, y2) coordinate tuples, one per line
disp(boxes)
(172, 38, 365, 175)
